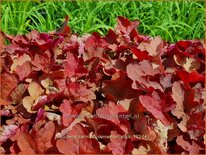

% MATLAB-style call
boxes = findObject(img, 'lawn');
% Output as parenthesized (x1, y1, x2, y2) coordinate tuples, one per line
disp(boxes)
(1, 0, 205, 42)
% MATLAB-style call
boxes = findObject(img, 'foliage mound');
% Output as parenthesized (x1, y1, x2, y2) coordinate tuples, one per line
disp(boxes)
(0, 16, 205, 154)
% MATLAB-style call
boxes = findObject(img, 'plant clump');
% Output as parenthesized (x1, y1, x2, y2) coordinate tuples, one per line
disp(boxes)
(0, 16, 205, 154)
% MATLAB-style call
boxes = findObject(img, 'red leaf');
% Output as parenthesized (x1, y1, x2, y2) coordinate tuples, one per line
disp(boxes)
(170, 40, 205, 56)
(183, 88, 199, 113)
(32, 121, 55, 153)
(56, 15, 70, 36)
(63, 52, 87, 78)
(103, 71, 136, 101)
(31, 50, 52, 73)
(105, 29, 118, 44)
(84, 33, 108, 61)
(139, 92, 171, 126)
(187, 113, 205, 130)
(1, 16, 205, 154)
(126, 60, 162, 90)
(176, 70, 205, 84)
(108, 131, 134, 154)
(187, 113, 205, 140)
(15, 62, 32, 81)
(56, 123, 100, 154)
(116, 16, 139, 37)
(85, 117, 126, 145)
(130, 46, 152, 60)
(35, 108, 45, 122)
(59, 99, 87, 127)
(127, 60, 160, 77)
(96, 101, 126, 125)
(138, 36, 163, 57)
(134, 115, 156, 141)
(67, 82, 96, 102)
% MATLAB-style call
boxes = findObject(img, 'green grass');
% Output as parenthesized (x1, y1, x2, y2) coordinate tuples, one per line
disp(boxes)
(1, 0, 205, 42)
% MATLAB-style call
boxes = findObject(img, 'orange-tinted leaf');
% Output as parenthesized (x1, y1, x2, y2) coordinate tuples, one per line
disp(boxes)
(33, 121, 55, 153)
(0, 98, 10, 105)
(10, 84, 27, 104)
(28, 81, 44, 100)
(17, 133, 36, 154)
(10, 54, 31, 72)
(22, 96, 35, 113)
(1, 72, 18, 100)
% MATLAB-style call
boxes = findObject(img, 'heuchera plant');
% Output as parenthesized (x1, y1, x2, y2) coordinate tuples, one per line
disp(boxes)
(0, 16, 205, 154)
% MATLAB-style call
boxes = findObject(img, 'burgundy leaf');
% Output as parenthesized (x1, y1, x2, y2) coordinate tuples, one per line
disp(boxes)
(103, 71, 136, 101)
